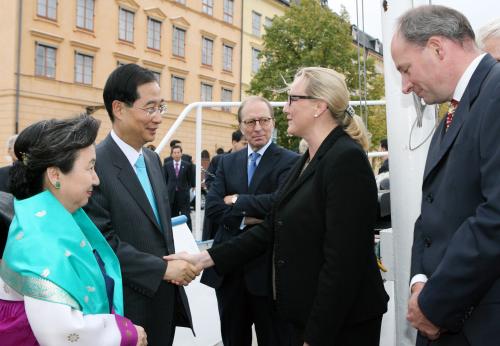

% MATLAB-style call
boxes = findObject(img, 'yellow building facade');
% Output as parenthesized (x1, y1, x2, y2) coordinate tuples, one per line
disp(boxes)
(240, 0, 288, 98)
(0, 0, 245, 166)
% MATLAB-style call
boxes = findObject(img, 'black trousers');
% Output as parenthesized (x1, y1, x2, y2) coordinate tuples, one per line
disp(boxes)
(216, 272, 291, 346)
(171, 190, 192, 230)
(290, 315, 382, 346)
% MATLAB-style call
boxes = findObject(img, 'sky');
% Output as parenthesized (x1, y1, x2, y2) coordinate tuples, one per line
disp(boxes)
(327, 0, 500, 43)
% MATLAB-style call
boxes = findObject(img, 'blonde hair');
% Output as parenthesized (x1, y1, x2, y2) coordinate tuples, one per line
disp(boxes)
(294, 67, 370, 151)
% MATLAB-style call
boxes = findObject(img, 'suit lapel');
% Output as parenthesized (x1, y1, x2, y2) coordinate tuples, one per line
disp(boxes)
(234, 148, 249, 193)
(423, 54, 497, 182)
(105, 136, 162, 231)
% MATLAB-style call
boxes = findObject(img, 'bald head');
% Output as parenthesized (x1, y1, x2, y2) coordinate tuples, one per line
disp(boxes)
(478, 18, 500, 60)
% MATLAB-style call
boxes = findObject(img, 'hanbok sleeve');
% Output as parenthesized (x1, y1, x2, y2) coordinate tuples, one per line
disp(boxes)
(24, 296, 137, 346)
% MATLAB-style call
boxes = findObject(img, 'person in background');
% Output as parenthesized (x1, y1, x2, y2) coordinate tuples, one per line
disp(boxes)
(0, 135, 18, 193)
(167, 67, 388, 346)
(391, 5, 500, 345)
(378, 138, 389, 174)
(164, 139, 192, 164)
(477, 18, 500, 60)
(202, 95, 300, 346)
(0, 115, 146, 346)
(84, 64, 198, 346)
(164, 145, 195, 230)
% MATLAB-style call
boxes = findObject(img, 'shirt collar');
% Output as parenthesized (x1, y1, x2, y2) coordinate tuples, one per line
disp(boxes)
(247, 137, 273, 157)
(110, 130, 143, 168)
(453, 53, 487, 102)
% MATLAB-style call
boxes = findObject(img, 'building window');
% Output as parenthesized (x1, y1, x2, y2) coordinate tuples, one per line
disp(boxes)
(172, 27, 185, 57)
(76, 0, 94, 31)
(37, 0, 57, 20)
(252, 11, 261, 37)
(119, 8, 134, 42)
(202, 37, 213, 66)
(35, 43, 56, 78)
(223, 44, 233, 72)
(221, 88, 232, 112)
(176, 0, 186, 4)
(252, 48, 261, 73)
(147, 18, 161, 50)
(223, 0, 234, 23)
(264, 17, 273, 29)
(201, 83, 213, 102)
(75, 52, 93, 85)
(202, 0, 213, 16)
(171, 76, 185, 102)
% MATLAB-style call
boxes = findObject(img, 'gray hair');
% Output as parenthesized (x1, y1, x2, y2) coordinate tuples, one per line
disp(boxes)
(6, 135, 17, 150)
(237, 95, 274, 123)
(397, 5, 475, 47)
(477, 18, 500, 50)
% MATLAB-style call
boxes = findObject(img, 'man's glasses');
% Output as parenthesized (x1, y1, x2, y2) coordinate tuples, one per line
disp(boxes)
(288, 94, 319, 106)
(241, 117, 274, 129)
(131, 104, 168, 117)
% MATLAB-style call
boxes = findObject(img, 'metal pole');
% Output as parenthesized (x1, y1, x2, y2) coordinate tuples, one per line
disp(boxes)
(380, 0, 436, 344)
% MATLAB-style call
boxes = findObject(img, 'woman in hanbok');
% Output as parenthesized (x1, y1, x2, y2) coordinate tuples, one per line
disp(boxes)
(0, 115, 147, 346)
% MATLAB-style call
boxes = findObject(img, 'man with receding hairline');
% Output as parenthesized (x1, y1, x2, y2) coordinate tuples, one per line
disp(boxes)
(392, 5, 500, 345)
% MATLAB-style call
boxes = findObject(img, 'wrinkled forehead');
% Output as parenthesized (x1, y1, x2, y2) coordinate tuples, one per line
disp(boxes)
(240, 100, 272, 120)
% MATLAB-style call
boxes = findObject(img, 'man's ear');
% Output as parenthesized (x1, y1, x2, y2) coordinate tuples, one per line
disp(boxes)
(427, 36, 445, 60)
(112, 100, 125, 121)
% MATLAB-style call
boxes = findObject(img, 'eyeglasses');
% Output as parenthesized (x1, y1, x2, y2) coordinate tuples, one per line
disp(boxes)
(241, 117, 274, 129)
(131, 104, 168, 117)
(288, 94, 319, 106)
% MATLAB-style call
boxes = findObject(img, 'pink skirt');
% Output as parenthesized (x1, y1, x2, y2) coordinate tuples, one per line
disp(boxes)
(0, 298, 39, 346)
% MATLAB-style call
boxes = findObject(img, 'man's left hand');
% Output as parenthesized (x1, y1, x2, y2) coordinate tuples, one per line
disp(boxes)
(407, 282, 441, 340)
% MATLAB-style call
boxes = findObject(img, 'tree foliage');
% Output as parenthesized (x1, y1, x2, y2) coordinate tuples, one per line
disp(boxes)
(249, 0, 386, 151)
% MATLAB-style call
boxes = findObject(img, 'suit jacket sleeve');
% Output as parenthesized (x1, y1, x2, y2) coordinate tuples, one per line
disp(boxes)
(85, 185, 166, 297)
(418, 86, 500, 331)
(231, 151, 297, 219)
(304, 148, 378, 343)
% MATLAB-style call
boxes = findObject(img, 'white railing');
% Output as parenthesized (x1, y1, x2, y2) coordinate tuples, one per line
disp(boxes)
(155, 100, 387, 238)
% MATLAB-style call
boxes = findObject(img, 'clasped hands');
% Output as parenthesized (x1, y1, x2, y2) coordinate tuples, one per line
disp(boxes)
(163, 256, 201, 286)
(407, 282, 442, 340)
(163, 251, 215, 286)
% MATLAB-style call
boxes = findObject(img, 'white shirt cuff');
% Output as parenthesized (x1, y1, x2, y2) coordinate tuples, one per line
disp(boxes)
(410, 274, 428, 290)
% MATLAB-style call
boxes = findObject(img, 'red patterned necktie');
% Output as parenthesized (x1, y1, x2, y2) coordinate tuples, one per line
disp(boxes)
(445, 99, 459, 131)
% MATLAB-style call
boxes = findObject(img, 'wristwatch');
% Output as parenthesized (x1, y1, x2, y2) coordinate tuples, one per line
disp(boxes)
(231, 194, 238, 204)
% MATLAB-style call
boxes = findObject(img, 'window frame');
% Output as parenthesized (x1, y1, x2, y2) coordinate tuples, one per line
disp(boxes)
(118, 7, 135, 43)
(74, 52, 94, 85)
(252, 11, 262, 37)
(251, 47, 261, 73)
(76, 0, 94, 31)
(171, 75, 185, 103)
(223, 0, 234, 24)
(200, 82, 213, 102)
(35, 43, 57, 78)
(172, 26, 186, 57)
(202, 0, 214, 16)
(201, 37, 214, 66)
(221, 87, 233, 112)
(222, 44, 233, 72)
(147, 17, 162, 51)
(37, 0, 57, 21)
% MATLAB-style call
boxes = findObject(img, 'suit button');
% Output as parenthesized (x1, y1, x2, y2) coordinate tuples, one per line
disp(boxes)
(277, 259, 285, 267)
(276, 220, 283, 227)
(425, 194, 434, 203)
(424, 238, 432, 247)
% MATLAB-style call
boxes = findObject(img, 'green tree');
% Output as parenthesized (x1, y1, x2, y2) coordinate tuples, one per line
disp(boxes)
(249, 0, 385, 150)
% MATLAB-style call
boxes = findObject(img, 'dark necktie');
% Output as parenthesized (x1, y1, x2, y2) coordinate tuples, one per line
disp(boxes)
(247, 152, 260, 186)
(445, 99, 459, 131)
(174, 162, 180, 177)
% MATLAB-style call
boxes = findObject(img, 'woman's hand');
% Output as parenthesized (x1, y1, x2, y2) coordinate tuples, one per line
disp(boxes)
(135, 324, 147, 346)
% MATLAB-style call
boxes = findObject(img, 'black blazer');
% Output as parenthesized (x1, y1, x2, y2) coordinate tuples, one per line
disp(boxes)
(84, 135, 193, 342)
(412, 55, 500, 345)
(208, 128, 388, 344)
(202, 143, 298, 295)
(0, 165, 12, 193)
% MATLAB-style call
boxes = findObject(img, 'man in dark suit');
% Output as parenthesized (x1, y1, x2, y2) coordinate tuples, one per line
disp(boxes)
(164, 145, 194, 230)
(392, 6, 500, 345)
(163, 139, 192, 164)
(202, 96, 299, 346)
(0, 135, 18, 193)
(84, 64, 199, 346)
(201, 130, 247, 241)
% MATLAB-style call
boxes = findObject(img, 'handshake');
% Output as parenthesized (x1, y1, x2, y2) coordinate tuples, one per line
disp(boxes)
(162, 250, 215, 286)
